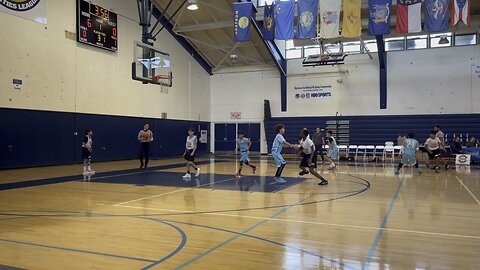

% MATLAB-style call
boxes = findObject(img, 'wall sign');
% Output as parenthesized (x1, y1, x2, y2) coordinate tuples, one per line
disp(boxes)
(13, 79, 22, 90)
(293, 84, 333, 101)
(230, 112, 242, 119)
(0, 0, 47, 24)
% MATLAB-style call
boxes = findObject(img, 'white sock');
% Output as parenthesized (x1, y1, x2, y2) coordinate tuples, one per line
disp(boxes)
(83, 166, 87, 171)
(87, 166, 92, 171)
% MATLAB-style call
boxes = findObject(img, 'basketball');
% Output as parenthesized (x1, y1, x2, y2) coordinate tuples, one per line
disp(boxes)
(143, 131, 150, 140)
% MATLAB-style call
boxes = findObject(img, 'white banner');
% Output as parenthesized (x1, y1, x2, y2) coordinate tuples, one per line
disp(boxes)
(293, 84, 333, 101)
(0, 0, 47, 24)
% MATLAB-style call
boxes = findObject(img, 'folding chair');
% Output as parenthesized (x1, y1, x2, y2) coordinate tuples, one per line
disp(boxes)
(338, 145, 348, 157)
(357, 145, 367, 161)
(365, 145, 375, 161)
(375, 145, 385, 161)
(348, 145, 358, 160)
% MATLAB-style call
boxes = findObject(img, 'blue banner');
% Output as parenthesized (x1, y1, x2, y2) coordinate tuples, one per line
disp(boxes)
(233, 2, 253, 42)
(275, 0, 295, 40)
(297, 0, 318, 39)
(262, 3, 275, 40)
(368, 0, 392, 35)
(424, 0, 449, 32)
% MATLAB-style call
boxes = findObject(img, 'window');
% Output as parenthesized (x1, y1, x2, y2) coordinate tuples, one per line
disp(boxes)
(286, 48, 302, 59)
(364, 41, 378, 53)
(430, 33, 452, 48)
(304, 46, 321, 57)
(325, 43, 341, 53)
(455, 34, 477, 46)
(406, 35, 428, 50)
(385, 37, 405, 52)
(343, 42, 361, 53)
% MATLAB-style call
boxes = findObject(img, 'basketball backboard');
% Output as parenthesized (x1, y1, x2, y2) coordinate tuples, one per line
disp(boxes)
(132, 41, 172, 87)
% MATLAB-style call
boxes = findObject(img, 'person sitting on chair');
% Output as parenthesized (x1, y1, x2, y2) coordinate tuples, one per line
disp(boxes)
(450, 136, 464, 154)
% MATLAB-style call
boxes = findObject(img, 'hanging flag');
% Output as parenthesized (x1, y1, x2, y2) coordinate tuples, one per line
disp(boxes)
(319, 0, 341, 38)
(451, 0, 471, 27)
(275, 0, 295, 40)
(396, 0, 422, 33)
(368, 0, 392, 35)
(297, 0, 318, 39)
(424, 0, 450, 32)
(233, 2, 253, 42)
(263, 3, 275, 40)
(342, 0, 362, 38)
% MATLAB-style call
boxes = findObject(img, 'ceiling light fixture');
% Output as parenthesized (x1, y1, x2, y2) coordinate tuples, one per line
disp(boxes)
(438, 36, 450, 45)
(187, 0, 198, 11)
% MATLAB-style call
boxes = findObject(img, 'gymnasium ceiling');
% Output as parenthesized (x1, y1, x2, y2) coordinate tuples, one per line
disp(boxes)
(152, 0, 480, 72)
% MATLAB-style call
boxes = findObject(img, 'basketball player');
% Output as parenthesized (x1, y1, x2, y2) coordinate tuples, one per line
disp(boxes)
(183, 127, 200, 179)
(271, 124, 297, 183)
(138, 124, 154, 168)
(324, 130, 338, 170)
(394, 132, 422, 175)
(82, 129, 94, 175)
(425, 131, 449, 173)
(235, 130, 257, 178)
(298, 129, 328, 185)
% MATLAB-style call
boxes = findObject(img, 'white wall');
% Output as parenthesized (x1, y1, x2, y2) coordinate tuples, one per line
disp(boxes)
(210, 45, 480, 152)
(0, 0, 210, 121)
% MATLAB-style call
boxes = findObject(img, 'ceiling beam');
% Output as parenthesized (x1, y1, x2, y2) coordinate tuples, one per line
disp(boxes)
(174, 20, 231, 32)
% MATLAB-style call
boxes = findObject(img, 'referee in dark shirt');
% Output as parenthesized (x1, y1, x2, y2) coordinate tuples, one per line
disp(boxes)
(312, 128, 325, 161)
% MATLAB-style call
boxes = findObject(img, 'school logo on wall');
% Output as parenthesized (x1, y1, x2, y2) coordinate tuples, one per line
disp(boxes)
(0, 0, 41, 11)
(0, 0, 47, 24)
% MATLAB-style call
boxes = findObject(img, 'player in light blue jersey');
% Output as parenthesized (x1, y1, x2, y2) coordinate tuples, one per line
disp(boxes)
(395, 132, 422, 175)
(235, 130, 257, 178)
(271, 124, 297, 183)
(325, 130, 338, 170)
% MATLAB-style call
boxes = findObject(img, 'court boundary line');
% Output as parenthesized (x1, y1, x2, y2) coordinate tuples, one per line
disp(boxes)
(115, 204, 480, 240)
(363, 176, 405, 269)
(113, 177, 238, 206)
(0, 238, 156, 263)
(456, 176, 480, 207)
(173, 194, 356, 270)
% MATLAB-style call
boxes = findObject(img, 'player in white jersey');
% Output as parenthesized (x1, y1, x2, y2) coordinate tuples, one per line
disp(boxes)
(82, 129, 94, 176)
(425, 131, 449, 173)
(298, 129, 328, 185)
(183, 127, 200, 179)
(394, 132, 422, 175)
(235, 130, 257, 178)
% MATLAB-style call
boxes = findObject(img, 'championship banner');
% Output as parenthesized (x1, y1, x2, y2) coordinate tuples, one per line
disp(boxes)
(293, 85, 333, 101)
(263, 3, 275, 40)
(342, 0, 362, 38)
(451, 0, 470, 27)
(0, 0, 47, 24)
(233, 2, 253, 42)
(319, 0, 341, 39)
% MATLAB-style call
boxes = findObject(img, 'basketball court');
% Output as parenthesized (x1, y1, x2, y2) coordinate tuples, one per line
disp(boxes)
(1, 0, 480, 269)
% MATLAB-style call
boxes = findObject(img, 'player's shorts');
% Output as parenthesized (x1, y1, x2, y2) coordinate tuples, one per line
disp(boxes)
(327, 148, 338, 159)
(401, 154, 417, 165)
(300, 153, 317, 168)
(82, 148, 92, 159)
(427, 149, 441, 159)
(272, 152, 286, 167)
(184, 149, 195, 162)
(240, 151, 250, 164)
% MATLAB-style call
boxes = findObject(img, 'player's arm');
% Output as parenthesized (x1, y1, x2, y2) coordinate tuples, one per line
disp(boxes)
(137, 131, 143, 141)
(150, 131, 154, 142)
(247, 139, 252, 150)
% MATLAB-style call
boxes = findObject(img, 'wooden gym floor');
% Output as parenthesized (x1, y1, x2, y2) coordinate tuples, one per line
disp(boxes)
(0, 156, 479, 270)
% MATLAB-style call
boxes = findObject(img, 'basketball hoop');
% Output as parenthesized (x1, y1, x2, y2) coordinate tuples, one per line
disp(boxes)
(151, 74, 173, 87)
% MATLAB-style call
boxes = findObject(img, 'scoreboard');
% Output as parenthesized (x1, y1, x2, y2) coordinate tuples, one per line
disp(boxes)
(77, 0, 118, 52)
